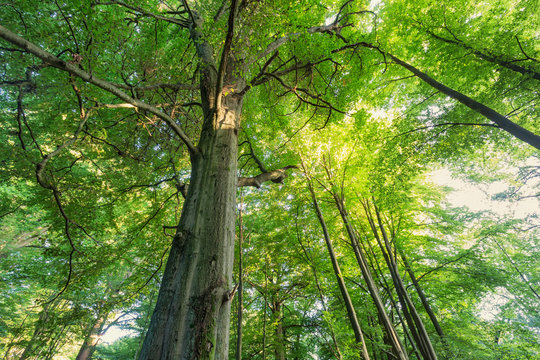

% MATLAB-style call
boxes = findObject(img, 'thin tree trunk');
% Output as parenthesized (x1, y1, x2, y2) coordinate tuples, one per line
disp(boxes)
(262, 256, 268, 360)
(305, 172, 368, 352)
(296, 226, 343, 360)
(75, 312, 108, 360)
(365, 200, 438, 360)
(235, 206, 245, 360)
(362, 237, 423, 360)
(330, 191, 409, 360)
(399, 252, 445, 340)
(19, 300, 68, 360)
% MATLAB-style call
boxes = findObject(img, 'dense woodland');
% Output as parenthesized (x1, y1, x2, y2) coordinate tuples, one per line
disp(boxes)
(0, 0, 538, 359)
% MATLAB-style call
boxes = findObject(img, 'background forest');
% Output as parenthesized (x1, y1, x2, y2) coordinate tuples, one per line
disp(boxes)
(0, 0, 538, 359)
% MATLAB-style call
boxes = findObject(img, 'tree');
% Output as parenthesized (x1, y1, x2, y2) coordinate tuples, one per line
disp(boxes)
(1, 0, 538, 359)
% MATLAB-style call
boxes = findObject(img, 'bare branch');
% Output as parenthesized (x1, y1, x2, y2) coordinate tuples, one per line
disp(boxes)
(238, 166, 297, 188)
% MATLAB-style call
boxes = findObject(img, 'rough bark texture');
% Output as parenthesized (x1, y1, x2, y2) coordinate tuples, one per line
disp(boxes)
(272, 302, 286, 360)
(138, 62, 245, 358)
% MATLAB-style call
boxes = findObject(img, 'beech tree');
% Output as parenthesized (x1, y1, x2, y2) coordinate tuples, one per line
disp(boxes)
(1, 0, 538, 359)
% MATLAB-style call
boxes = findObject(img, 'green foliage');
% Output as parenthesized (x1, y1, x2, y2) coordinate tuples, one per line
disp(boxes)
(1, 0, 538, 359)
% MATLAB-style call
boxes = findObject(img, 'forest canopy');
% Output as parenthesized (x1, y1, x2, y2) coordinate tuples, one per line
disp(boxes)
(0, 0, 538, 359)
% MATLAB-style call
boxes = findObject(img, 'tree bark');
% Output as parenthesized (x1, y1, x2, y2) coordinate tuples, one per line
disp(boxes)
(272, 302, 286, 360)
(75, 312, 108, 360)
(364, 200, 438, 360)
(138, 61, 245, 358)
(399, 251, 445, 340)
(305, 173, 369, 353)
(422, 29, 540, 81)
(296, 223, 343, 360)
(330, 192, 409, 360)
(386, 51, 540, 150)
(235, 206, 244, 360)
(347, 42, 540, 150)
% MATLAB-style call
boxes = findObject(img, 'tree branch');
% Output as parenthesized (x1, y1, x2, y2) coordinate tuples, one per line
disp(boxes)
(215, 0, 240, 109)
(94, 1, 190, 27)
(238, 166, 297, 188)
(0, 25, 198, 155)
(346, 41, 540, 150)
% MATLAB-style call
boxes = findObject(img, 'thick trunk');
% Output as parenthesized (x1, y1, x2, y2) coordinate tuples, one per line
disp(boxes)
(75, 313, 108, 360)
(138, 67, 244, 359)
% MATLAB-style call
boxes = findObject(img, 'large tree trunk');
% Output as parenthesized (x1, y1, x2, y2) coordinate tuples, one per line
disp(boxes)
(138, 65, 244, 359)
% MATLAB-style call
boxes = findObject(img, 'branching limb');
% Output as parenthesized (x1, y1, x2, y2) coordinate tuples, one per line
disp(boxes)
(239, 138, 268, 173)
(254, 23, 348, 63)
(414, 19, 540, 80)
(262, 71, 345, 117)
(113, 82, 198, 92)
(94, 1, 191, 27)
(340, 41, 540, 149)
(0, 25, 198, 155)
(215, 0, 240, 108)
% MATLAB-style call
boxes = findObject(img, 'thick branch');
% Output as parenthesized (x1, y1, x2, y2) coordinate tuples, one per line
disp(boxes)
(114, 82, 198, 92)
(254, 23, 347, 64)
(215, 0, 240, 109)
(352, 42, 540, 150)
(0, 25, 198, 155)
